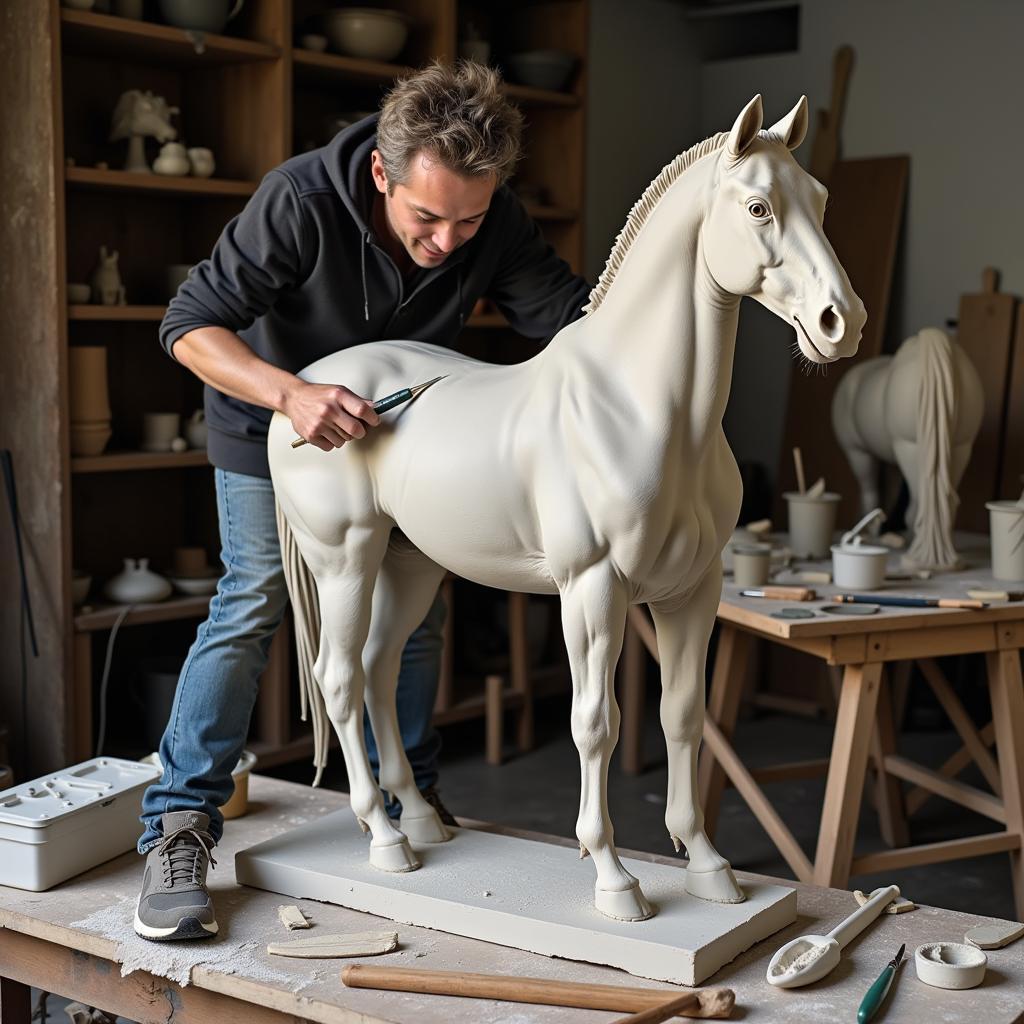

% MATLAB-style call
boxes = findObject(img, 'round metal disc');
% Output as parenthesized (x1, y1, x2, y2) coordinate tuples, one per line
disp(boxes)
(771, 607, 817, 619)
(822, 603, 881, 615)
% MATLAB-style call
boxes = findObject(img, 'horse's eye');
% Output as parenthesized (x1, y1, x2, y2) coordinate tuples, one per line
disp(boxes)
(747, 199, 771, 220)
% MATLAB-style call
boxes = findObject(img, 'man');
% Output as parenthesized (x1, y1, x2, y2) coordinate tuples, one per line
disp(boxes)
(135, 60, 591, 941)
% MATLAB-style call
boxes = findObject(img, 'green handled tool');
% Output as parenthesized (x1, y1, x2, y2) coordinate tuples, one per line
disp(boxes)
(291, 375, 447, 449)
(857, 942, 904, 1023)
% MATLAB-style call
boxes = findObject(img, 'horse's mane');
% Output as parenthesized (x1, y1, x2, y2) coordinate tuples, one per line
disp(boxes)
(583, 131, 732, 316)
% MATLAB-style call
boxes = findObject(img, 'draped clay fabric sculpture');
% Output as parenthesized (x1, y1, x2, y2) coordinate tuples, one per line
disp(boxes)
(269, 96, 865, 921)
(109, 90, 179, 173)
(832, 327, 983, 570)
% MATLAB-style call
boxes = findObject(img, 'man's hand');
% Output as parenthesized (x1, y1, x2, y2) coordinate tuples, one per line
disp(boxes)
(283, 381, 381, 452)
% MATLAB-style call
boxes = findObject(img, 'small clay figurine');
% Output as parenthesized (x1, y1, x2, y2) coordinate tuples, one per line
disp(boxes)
(90, 246, 126, 305)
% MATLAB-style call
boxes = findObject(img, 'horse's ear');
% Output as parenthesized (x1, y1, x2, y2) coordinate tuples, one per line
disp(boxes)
(768, 96, 809, 150)
(727, 95, 763, 159)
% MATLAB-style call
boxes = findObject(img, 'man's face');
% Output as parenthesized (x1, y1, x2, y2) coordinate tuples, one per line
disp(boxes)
(371, 149, 496, 269)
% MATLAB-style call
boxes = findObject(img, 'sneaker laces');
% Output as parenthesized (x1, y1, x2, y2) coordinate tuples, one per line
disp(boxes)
(156, 826, 217, 887)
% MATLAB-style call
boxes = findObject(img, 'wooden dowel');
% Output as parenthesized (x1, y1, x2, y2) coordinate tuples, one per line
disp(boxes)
(341, 965, 735, 1019)
(792, 446, 806, 493)
(611, 991, 701, 1023)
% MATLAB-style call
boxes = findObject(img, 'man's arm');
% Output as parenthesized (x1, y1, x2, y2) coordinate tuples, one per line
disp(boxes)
(173, 326, 378, 450)
(161, 170, 377, 450)
(485, 191, 592, 340)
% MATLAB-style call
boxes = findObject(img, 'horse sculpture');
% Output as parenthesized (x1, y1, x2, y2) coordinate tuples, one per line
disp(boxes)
(832, 327, 983, 570)
(269, 95, 865, 922)
(110, 89, 179, 173)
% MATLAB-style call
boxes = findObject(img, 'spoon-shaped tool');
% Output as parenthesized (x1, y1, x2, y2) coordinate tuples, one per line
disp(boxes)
(766, 884, 900, 988)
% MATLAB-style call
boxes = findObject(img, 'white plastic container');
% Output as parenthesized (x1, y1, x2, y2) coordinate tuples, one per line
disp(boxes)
(0, 757, 160, 891)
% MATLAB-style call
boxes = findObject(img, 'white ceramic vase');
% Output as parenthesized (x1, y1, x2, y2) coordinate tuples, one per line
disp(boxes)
(104, 558, 173, 603)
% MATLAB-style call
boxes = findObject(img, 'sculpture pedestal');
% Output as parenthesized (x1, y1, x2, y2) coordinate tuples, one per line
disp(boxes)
(235, 811, 795, 985)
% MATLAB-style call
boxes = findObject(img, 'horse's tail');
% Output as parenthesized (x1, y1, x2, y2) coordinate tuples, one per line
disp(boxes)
(275, 499, 330, 786)
(906, 328, 958, 567)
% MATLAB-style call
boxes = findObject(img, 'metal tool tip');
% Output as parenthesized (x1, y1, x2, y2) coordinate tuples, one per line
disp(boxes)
(893, 943, 906, 965)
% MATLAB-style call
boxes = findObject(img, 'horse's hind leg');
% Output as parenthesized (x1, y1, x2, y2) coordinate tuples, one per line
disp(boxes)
(362, 535, 450, 844)
(651, 565, 744, 903)
(312, 525, 420, 872)
(561, 566, 653, 921)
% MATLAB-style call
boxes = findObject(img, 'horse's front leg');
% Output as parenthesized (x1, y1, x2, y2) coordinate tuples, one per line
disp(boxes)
(651, 565, 745, 903)
(561, 567, 653, 921)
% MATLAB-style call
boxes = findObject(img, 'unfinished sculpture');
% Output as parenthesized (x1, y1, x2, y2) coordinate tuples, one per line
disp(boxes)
(269, 95, 865, 922)
(831, 327, 983, 570)
(109, 89, 179, 173)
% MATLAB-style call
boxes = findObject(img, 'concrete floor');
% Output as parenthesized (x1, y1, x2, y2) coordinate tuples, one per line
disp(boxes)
(273, 689, 1015, 921)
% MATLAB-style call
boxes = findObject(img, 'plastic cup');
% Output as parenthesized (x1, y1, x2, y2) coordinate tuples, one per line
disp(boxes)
(785, 491, 841, 559)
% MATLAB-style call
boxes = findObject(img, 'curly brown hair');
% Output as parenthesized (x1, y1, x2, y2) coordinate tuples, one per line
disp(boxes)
(376, 60, 523, 189)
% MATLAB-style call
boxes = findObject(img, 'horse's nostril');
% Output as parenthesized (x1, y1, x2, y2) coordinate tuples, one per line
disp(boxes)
(820, 305, 843, 341)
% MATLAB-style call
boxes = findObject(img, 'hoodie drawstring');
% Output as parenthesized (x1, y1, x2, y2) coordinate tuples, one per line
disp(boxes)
(361, 232, 370, 322)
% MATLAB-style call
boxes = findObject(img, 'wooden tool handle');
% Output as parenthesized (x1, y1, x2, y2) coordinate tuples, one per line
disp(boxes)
(758, 585, 816, 601)
(611, 991, 701, 1023)
(341, 965, 735, 1019)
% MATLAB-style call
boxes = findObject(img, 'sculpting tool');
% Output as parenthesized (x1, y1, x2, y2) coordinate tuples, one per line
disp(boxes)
(856, 943, 904, 1023)
(968, 589, 1024, 602)
(792, 446, 806, 494)
(739, 585, 816, 602)
(291, 375, 447, 449)
(832, 594, 986, 610)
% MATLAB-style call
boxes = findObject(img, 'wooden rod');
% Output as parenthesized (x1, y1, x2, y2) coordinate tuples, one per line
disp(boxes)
(341, 965, 735, 1018)
(611, 991, 701, 1023)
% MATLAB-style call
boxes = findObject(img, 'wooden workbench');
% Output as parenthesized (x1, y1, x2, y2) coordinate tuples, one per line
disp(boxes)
(1, 775, 1022, 1022)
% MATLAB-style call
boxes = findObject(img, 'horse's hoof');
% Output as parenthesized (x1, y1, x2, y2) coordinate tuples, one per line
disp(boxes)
(369, 838, 420, 873)
(685, 865, 745, 904)
(595, 882, 655, 922)
(400, 812, 451, 844)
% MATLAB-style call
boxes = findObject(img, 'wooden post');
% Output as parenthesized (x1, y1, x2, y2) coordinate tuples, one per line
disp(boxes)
(485, 674, 504, 766)
(508, 592, 534, 752)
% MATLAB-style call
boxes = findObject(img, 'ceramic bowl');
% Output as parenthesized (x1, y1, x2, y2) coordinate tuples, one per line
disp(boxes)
(67, 283, 92, 304)
(169, 572, 219, 596)
(323, 8, 409, 61)
(71, 572, 92, 606)
(300, 32, 329, 52)
(915, 942, 986, 989)
(831, 542, 889, 590)
(504, 50, 576, 91)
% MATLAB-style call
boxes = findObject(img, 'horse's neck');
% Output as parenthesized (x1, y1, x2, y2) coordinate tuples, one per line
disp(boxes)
(559, 157, 740, 451)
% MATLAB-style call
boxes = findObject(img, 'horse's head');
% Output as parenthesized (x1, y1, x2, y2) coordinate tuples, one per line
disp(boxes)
(703, 95, 865, 365)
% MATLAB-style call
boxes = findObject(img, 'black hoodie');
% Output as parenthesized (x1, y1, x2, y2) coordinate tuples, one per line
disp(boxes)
(160, 114, 592, 478)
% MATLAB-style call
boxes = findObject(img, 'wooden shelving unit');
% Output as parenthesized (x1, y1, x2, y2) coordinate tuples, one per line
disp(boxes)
(0, 0, 587, 776)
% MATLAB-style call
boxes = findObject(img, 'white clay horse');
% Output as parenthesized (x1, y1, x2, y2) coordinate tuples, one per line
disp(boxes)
(832, 327, 983, 569)
(109, 89, 179, 173)
(269, 95, 865, 921)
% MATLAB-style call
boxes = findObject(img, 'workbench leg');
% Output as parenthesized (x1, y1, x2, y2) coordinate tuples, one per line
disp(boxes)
(698, 625, 752, 840)
(871, 669, 909, 848)
(0, 976, 31, 1024)
(986, 648, 1024, 919)
(619, 612, 648, 774)
(813, 662, 883, 888)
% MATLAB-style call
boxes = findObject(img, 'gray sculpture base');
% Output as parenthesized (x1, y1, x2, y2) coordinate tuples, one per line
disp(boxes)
(235, 811, 795, 985)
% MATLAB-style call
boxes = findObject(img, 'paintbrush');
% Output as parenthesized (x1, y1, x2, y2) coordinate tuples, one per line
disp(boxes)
(833, 594, 987, 610)
(291, 375, 447, 449)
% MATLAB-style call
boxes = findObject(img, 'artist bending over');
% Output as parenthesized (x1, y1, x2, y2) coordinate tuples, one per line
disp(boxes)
(135, 60, 590, 941)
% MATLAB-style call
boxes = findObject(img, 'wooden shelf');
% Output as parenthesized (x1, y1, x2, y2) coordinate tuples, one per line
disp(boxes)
(60, 8, 279, 64)
(65, 166, 257, 197)
(502, 82, 580, 108)
(524, 203, 578, 222)
(68, 304, 166, 320)
(71, 450, 209, 473)
(292, 48, 413, 86)
(74, 593, 213, 633)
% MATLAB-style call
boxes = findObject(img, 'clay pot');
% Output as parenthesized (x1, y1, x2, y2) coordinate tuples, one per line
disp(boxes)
(70, 422, 112, 457)
(142, 412, 180, 452)
(186, 147, 215, 178)
(185, 409, 207, 448)
(69, 347, 111, 422)
(158, 0, 244, 34)
(987, 501, 1024, 581)
(153, 142, 190, 176)
(104, 558, 172, 603)
(784, 491, 840, 559)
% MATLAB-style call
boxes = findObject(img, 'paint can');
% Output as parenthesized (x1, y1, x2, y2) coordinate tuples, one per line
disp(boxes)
(784, 491, 840, 559)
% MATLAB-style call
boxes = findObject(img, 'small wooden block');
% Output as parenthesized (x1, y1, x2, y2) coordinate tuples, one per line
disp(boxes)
(277, 904, 311, 930)
(268, 930, 399, 959)
(854, 889, 915, 914)
(965, 921, 1024, 949)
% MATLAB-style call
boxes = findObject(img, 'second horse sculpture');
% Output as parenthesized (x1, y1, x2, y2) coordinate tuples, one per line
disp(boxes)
(832, 327, 984, 570)
(270, 95, 865, 921)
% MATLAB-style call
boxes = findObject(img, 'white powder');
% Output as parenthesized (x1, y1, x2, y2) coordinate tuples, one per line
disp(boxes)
(770, 941, 830, 978)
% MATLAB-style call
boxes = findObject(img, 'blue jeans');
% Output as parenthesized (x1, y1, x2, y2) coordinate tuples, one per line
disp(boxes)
(139, 468, 444, 851)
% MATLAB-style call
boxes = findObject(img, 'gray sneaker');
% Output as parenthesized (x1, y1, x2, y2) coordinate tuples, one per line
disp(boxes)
(134, 810, 218, 941)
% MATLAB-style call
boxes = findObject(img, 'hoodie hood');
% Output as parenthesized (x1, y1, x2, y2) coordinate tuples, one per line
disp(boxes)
(323, 112, 379, 236)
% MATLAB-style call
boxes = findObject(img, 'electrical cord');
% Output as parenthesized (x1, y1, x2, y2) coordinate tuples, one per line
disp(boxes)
(94, 603, 134, 757)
